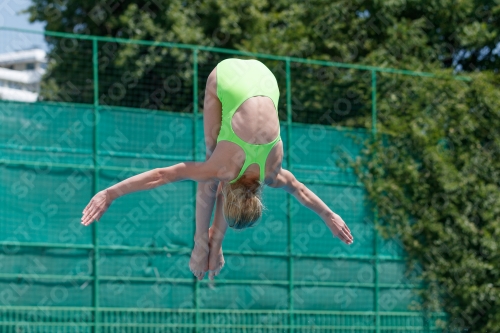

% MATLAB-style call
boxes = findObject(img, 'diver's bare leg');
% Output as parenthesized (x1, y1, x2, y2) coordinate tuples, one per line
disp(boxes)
(189, 68, 222, 280)
(208, 182, 227, 280)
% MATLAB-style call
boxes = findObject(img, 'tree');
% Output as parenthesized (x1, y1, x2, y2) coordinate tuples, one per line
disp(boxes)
(347, 71, 500, 332)
(27, 0, 500, 70)
(26, 0, 499, 122)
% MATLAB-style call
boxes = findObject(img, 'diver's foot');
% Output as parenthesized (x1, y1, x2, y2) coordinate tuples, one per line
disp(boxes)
(189, 238, 209, 280)
(208, 227, 225, 280)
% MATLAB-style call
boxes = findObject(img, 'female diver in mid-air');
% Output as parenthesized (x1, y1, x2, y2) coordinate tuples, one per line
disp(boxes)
(81, 58, 354, 280)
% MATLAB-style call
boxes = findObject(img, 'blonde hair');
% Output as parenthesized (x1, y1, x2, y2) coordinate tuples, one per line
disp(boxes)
(222, 175, 264, 229)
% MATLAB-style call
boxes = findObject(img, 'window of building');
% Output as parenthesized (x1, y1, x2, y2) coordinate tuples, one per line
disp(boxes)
(26, 63, 35, 70)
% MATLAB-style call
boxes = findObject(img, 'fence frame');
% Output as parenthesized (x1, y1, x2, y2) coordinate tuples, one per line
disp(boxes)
(0, 26, 462, 332)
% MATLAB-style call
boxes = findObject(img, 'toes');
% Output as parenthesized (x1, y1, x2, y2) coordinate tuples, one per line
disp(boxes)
(217, 261, 225, 273)
(208, 269, 220, 280)
(208, 261, 224, 280)
(190, 269, 205, 280)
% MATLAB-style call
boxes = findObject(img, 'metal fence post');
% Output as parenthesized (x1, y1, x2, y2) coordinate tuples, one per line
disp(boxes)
(372, 70, 378, 136)
(192, 48, 201, 333)
(371, 70, 380, 333)
(92, 36, 101, 333)
(286, 58, 294, 332)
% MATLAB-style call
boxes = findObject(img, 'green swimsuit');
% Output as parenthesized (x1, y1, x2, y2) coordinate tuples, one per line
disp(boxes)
(216, 58, 281, 184)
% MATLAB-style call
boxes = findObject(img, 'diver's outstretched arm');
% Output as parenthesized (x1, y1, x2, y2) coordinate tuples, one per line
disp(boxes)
(81, 161, 217, 226)
(271, 168, 354, 245)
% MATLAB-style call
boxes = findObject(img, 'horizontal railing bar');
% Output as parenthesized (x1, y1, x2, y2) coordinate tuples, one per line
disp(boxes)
(0, 241, 405, 261)
(98, 151, 190, 161)
(0, 159, 104, 171)
(0, 99, 375, 136)
(98, 104, 195, 118)
(0, 159, 162, 173)
(0, 241, 93, 249)
(0, 273, 93, 281)
(0, 306, 447, 316)
(290, 57, 471, 81)
(0, 26, 471, 81)
(292, 164, 352, 172)
(0, 144, 192, 162)
(0, 158, 362, 186)
(0, 99, 94, 109)
(0, 322, 441, 330)
(0, 144, 91, 155)
(290, 122, 372, 133)
(0, 98, 195, 117)
(291, 252, 372, 259)
(292, 252, 404, 261)
(294, 178, 363, 187)
(0, 99, 371, 132)
(100, 244, 189, 253)
(0, 144, 189, 161)
(99, 276, 190, 283)
(0, 272, 420, 289)
(0, 323, 92, 327)
(102, 276, 418, 288)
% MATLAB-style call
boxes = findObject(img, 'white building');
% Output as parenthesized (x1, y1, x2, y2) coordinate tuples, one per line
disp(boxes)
(0, 49, 47, 102)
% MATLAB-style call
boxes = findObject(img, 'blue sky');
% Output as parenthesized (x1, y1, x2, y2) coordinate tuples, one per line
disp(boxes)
(0, 0, 47, 54)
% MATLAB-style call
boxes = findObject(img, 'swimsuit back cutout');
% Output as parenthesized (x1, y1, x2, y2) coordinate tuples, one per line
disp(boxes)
(216, 58, 281, 184)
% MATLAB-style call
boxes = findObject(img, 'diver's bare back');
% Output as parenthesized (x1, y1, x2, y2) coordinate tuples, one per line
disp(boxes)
(206, 72, 284, 185)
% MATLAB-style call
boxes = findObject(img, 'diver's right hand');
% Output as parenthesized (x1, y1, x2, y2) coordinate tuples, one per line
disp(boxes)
(81, 190, 113, 226)
(325, 212, 353, 245)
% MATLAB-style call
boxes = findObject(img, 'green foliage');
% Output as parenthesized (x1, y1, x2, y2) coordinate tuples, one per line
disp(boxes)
(26, 0, 500, 70)
(350, 72, 500, 332)
(26, 0, 499, 122)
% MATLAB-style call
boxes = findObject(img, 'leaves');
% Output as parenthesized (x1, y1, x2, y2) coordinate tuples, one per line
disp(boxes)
(355, 72, 500, 332)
